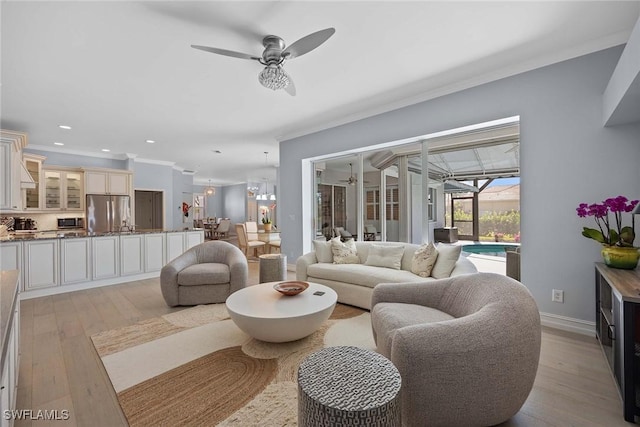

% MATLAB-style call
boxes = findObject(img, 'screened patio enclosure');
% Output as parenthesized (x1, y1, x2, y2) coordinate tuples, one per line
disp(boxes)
(310, 117, 520, 245)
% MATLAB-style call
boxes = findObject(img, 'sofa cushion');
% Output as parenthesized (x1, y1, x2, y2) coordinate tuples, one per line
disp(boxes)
(431, 244, 462, 279)
(313, 239, 333, 263)
(372, 302, 455, 356)
(365, 244, 405, 270)
(331, 237, 360, 264)
(411, 242, 439, 277)
(307, 263, 426, 289)
(177, 263, 230, 286)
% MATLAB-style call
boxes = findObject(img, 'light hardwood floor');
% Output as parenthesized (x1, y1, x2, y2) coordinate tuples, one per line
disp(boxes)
(15, 261, 629, 426)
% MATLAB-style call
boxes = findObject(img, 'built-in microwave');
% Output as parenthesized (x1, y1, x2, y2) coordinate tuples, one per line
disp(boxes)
(57, 217, 85, 229)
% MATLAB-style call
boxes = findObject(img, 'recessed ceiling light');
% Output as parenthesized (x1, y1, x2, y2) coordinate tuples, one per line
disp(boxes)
(53, 142, 64, 146)
(58, 125, 72, 130)
(101, 149, 110, 152)
(146, 139, 155, 144)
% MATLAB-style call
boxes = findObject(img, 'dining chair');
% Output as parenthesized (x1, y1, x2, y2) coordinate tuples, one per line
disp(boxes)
(245, 221, 259, 241)
(215, 219, 231, 239)
(235, 223, 266, 258)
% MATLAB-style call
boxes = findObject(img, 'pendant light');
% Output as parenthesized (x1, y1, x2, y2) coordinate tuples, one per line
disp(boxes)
(205, 179, 215, 196)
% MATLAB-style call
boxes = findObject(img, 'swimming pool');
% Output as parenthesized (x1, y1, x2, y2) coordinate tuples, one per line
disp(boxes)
(461, 244, 518, 257)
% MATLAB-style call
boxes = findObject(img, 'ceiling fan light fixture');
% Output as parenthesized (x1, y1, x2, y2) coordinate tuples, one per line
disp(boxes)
(258, 64, 290, 91)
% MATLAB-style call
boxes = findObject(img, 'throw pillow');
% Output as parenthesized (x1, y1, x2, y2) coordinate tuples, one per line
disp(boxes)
(411, 242, 439, 277)
(313, 239, 333, 263)
(431, 244, 462, 279)
(331, 237, 360, 264)
(365, 245, 405, 270)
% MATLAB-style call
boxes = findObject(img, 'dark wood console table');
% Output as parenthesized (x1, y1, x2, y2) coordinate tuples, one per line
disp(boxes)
(595, 263, 640, 423)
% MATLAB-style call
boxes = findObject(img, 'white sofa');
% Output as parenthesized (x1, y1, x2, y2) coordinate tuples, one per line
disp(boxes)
(296, 241, 477, 310)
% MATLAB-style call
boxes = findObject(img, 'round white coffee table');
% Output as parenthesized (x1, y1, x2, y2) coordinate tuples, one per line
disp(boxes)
(226, 282, 337, 343)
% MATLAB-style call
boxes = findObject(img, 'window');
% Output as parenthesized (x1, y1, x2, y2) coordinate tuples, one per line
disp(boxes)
(428, 187, 436, 221)
(366, 189, 379, 220)
(386, 187, 399, 220)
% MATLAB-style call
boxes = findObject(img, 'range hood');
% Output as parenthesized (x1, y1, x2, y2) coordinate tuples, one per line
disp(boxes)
(20, 161, 36, 189)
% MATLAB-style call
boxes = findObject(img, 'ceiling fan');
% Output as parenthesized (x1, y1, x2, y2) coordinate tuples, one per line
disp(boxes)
(191, 27, 335, 96)
(339, 163, 369, 186)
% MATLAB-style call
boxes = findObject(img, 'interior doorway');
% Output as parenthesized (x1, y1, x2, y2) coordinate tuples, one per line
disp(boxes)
(135, 190, 164, 230)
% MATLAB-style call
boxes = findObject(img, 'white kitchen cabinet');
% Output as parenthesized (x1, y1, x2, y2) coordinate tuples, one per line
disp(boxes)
(23, 240, 59, 290)
(166, 232, 184, 263)
(144, 233, 165, 272)
(120, 234, 144, 276)
(0, 130, 29, 212)
(0, 242, 22, 272)
(43, 168, 84, 211)
(84, 169, 132, 195)
(60, 238, 92, 285)
(185, 230, 204, 250)
(92, 236, 119, 279)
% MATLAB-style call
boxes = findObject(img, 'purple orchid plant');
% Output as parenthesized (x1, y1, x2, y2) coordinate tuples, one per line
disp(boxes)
(576, 196, 639, 247)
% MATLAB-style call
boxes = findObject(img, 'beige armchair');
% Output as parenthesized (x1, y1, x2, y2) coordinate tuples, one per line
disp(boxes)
(371, 273, 541, 426)
(160, 241, 248, 306)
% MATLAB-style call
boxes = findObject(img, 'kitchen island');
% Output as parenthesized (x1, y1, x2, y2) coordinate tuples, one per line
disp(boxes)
(0, 229, 204, 298)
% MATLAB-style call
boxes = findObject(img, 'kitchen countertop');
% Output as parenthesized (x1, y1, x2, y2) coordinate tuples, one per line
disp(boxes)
(0, 270, 19, 369)
(0, 228, 204, 242)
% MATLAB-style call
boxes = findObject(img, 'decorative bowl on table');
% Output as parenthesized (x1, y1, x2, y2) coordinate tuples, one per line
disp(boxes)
(274, 281, 309, 296)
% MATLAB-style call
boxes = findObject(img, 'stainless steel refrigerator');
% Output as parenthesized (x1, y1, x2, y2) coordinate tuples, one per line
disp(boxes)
(86, 194, 131, 233)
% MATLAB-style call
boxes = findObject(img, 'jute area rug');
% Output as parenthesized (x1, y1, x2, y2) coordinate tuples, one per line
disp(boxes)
(91, 303, 375, 426)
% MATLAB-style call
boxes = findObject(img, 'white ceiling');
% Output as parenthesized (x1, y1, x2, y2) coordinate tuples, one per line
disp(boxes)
(2, 1, 639, 186)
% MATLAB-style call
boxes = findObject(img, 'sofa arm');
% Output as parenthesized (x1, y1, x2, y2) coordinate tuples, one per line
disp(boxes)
(296, 252, 318, 281)
(160, 250, 198, 306)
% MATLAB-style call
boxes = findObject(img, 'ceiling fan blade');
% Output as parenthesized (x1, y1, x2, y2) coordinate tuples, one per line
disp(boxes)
(285, 76, 296, 96)
(282, 28, 335, 60)
(191, 45, 261, 61)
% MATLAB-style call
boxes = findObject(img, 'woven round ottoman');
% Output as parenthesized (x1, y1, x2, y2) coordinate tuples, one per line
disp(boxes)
(259, 253, 287, 283)
(297, 346, 401, 426)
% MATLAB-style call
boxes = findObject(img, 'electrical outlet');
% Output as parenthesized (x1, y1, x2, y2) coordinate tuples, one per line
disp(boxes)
(552, 289, 564, 303)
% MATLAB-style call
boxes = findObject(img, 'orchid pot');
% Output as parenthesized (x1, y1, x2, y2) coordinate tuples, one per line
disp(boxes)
(577, 196, 639, 269)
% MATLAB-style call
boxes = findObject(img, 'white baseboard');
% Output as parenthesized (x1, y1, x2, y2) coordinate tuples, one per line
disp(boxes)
(540, 311, 595, 337)
(20, 271, 159, 300)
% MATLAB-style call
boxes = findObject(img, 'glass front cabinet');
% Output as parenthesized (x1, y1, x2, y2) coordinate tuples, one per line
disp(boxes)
(22, 153, 45, 210)
(43, 168, 83, 211)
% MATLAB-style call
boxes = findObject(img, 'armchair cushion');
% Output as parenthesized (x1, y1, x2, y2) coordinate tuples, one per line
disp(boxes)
(177, 263, 230, 286)
(372, 302, 454, 356)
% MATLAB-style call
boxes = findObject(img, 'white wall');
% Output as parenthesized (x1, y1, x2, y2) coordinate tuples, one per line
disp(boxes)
(279, 45, 640, 324)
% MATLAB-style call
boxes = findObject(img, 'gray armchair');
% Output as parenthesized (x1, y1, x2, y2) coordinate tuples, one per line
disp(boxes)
(160, 241, 248, 306)
(371, 273, 541, 427)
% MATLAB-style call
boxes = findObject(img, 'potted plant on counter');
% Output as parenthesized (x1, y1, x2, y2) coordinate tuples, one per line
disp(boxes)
(577, 196, 639, 269)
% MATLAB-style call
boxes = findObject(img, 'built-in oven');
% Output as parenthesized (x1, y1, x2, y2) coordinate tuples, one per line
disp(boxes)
(57, 217, 85, 229)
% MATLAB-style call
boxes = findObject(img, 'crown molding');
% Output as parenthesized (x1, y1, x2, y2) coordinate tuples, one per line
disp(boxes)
(26, 144, 130, 160)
